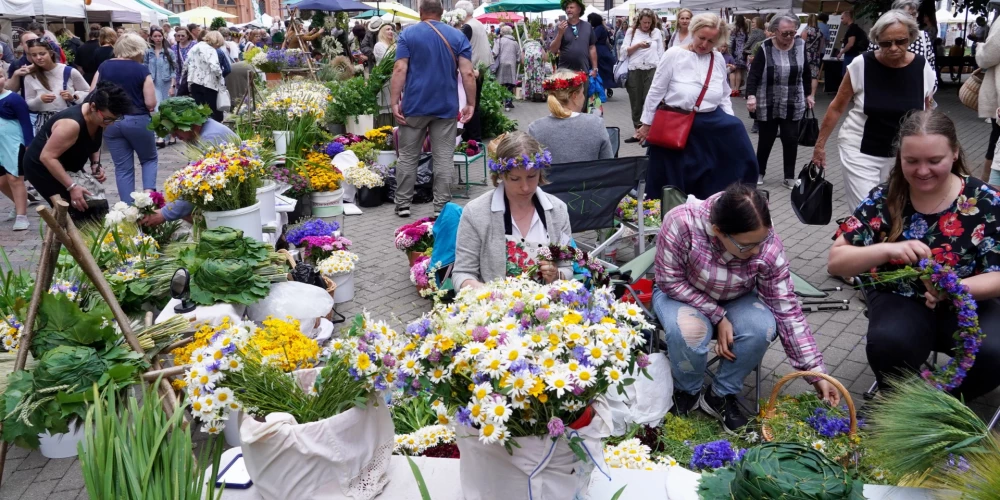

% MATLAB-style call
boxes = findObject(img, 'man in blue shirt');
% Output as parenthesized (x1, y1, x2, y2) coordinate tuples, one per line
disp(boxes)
(390, 0, 476, 218)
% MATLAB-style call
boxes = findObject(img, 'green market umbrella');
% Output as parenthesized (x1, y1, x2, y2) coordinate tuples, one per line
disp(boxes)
(484, 0, 561, 13)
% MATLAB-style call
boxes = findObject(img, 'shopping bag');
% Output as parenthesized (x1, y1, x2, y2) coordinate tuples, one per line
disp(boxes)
(797, 108, 819, 147)
(613, 57, 629, 87)
(790, 162, 833, 225)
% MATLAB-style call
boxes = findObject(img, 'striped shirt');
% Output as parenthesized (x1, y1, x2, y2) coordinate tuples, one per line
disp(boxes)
(654, 193, 826, 375)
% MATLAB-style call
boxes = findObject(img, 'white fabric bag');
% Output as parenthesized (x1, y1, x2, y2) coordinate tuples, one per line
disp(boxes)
(604, 352, 672, 432)
(240, 369, 394, 500)
(456, 398, 614, 500)
(217, 74, 231, 112)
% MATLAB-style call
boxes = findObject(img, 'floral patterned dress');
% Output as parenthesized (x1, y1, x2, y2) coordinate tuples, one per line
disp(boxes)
(522, 39, 551, 100)
(835, 176, 1000, 297)
(506, 237, 546, 277)
(803, 26, 824, 79)
(730, 29, 748, 70)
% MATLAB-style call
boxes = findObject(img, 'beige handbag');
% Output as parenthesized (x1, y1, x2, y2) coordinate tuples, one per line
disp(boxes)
(960, 68, 984, 112)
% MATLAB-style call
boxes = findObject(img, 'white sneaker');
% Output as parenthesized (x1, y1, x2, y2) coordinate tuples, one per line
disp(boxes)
(12, 215, 28, 231)
(783, 179, 799, 190)
(757, 175, 764, 185)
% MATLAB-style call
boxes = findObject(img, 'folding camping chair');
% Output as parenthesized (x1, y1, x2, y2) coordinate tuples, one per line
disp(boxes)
(544, 156, 649, 264)
(427, 202, 463, 299)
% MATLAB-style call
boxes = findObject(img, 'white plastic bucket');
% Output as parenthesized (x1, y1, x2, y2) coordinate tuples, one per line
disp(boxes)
(256, 180, 278, 224)
(223, 410, 242, 447)
(343, 183, 357, 204)
(273, 131, 291, 156)
(344, 115, 373, 136)
(311, 189, 344, 218)
(376, 150, 396, 167)
(38, 420, 85, 459)
(332, 272, 354, 303)
(204, 202, 263, 242)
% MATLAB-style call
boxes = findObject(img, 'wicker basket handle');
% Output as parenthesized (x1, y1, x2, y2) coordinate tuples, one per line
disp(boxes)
(764, 371, 858, 438)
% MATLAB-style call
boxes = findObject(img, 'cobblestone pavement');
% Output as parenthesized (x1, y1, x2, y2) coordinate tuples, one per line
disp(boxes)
(1, 83, 998, 499)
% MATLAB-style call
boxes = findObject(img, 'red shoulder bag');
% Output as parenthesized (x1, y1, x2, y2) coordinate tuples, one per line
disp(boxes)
(646, 52, 714, 150)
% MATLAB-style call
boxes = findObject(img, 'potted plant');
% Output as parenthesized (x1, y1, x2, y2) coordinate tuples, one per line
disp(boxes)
(180, 314, 396, 499)
(252, 48, 289, 84)
(269, 162, 312, 224)
(163, 139, 270, 241)
(391, 277, 653, 499)
(300, 151, 344, 220)
(364, 126, 395, 167)
(259, 81, 331, 156)
(317, 250, 358, 303)
(394, 217, 435, 266)
(343, 161, 386, 208)
(326, 76, 378, 135)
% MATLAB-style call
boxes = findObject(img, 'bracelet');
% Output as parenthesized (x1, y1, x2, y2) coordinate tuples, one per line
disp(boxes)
(67, 182, 78, 191)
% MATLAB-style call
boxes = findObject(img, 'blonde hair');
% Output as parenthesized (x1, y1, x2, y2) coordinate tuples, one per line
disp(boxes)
(203, 31, 225, 48)
(545, 69, 586, 119)
(689, 13, 730, 48)
(487, 131, 549, 186)
(99, 27, 117, 46)
(377, 24, 394, 46)
(113, 33, 147, 60)
(677, 8, 693, 27)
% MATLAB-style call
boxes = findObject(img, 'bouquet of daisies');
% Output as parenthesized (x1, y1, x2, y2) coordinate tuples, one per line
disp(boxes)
(392, 277, 653, 498)
(317, 251, 358, 276)
(163, 140, 266, 212)
(260, 80, 331, 124)
(344, 162, 386, 189)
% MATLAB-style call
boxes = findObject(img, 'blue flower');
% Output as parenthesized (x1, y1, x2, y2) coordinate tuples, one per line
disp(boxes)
(903, 214, 928, 240)
(690, 440, 742, 470)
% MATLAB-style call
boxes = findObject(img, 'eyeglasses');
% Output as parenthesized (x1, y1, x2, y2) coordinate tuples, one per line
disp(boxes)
(778, 30, 797, 38)
(725, 231, 772, 253)
(96, 109, 123, 124)
(878, 38, 909, 48)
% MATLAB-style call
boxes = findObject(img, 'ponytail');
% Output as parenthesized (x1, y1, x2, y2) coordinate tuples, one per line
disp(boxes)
(543, 68, 586, 120)
(547, 94, 573, 119)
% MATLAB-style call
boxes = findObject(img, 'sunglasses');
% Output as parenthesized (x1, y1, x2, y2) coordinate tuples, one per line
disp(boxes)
(24, 39, 44, 47)
(725, 231, 772, 253)
(778, 30, 797, 38)
(878, 38, 909, 48)
(97, 109, 123, 124)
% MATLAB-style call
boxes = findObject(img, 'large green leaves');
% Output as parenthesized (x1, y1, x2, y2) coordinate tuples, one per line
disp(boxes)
(190, 258, 270, 306)
(30, 293, 116, 358)
(148, 96, 212, 137)
(33, 346, 108, 392)
(196, 227, 269, 262)
(699, 443, 865, 500)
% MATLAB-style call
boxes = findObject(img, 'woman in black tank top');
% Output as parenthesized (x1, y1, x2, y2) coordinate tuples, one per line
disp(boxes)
(23, 81, 131, 219)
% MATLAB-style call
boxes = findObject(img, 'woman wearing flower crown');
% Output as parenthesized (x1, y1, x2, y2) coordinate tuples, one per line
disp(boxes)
(828, 110, 1000, 400)
(527, 69, 612, 164)
(453, 132, 574, 289)
(635, 13, 758, 201)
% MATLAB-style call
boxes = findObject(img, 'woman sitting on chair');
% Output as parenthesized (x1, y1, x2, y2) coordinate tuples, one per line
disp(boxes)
(654, 183, 837, 433)
(828, 110, 1000, 401)
(453, 131, 574, 290)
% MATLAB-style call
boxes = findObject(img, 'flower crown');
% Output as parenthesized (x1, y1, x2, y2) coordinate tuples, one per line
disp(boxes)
(542, 72, 587, 92)
(487, 149, 553, 175)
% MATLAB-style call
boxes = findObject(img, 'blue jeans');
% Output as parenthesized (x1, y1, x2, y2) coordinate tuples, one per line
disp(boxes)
(841, 54, 856, 77)
(652, 288, 776, 397)
(106, 114, 158, 203)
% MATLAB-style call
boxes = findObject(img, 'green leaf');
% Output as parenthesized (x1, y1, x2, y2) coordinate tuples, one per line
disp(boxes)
(611, 485, 627, 500)
(31, 293, 116, 358)
(406, 457, 432, 500)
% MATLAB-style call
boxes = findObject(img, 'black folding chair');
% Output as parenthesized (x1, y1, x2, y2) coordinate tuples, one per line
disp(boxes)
(544, 157, 649, 262)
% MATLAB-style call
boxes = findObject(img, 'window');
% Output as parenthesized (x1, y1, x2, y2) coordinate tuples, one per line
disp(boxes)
(163, 0, 186, 14)
(218, 0, 236, 5)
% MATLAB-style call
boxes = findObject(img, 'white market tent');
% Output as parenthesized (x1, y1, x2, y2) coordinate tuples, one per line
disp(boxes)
(0, 0, 33, 17)
(0, 0, 158, 23)
(609, 0, 680, 18)
(936, 8, 970, 24)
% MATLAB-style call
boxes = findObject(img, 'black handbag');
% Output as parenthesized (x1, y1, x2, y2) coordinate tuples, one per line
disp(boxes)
(790, 162, 833, 225)
(798, 108, 819, 147)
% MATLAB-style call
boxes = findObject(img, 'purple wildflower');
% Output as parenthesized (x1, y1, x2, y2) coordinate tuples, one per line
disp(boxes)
(547, 417, 565, 437)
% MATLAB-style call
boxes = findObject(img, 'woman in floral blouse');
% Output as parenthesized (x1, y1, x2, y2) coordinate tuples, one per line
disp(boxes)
(828, 110, 1000, 400)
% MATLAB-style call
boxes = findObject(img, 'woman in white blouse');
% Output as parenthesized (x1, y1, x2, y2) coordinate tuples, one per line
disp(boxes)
(620, 9, 663, 144)
(635, 13, 758, 201)
(22, 39, 90, 132)
(666, 8, 693, 48)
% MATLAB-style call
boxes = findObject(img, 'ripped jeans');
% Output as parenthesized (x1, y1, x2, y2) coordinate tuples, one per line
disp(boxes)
(652, 289, 777, 397)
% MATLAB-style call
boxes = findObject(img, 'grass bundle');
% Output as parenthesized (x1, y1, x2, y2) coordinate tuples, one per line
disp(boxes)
(78, 381, 223, 499)
(866, 376, 992, 479)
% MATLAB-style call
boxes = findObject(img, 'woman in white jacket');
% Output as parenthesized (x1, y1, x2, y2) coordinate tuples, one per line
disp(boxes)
(976, 14, 1000, 184)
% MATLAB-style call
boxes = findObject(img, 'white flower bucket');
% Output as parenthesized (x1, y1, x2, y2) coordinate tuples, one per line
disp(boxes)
(204, 202, 263, 242)
(345, 115, 373, 136)
(376, 150, 396, 167)
(311, 189, 344, 218)
(343, 183, 357, 204)
(38, 420, 85, 459)
(223, 409, 242, 447)
(257, 180, 278, 225)
(273, 131, 291, 156)
(331, 271, 354, 303)
(240, 369, 394, 500)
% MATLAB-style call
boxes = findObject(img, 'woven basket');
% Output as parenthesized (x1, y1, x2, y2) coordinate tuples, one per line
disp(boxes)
(760, 371, 858, 442)
(960, 68, 984, 112)
(278, 249, 337, 301)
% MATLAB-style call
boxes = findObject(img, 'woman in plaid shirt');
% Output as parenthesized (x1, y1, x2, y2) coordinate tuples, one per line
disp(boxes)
(653, 184, 837, 433)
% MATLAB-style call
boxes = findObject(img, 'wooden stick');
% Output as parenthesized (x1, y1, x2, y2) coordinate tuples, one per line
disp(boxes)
(142, 365, 189, 381)
(0, 203, 67, 489)
(38, 202, 145, 355)
(165, 336, 195, 353)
